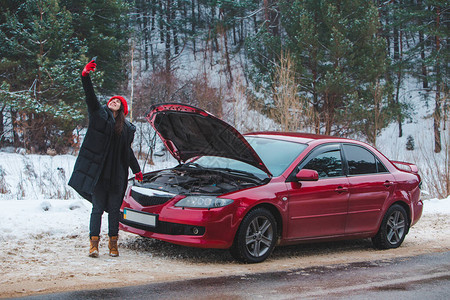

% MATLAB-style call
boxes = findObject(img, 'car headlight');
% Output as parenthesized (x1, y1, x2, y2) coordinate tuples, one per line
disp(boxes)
(174, 196, 234, 208)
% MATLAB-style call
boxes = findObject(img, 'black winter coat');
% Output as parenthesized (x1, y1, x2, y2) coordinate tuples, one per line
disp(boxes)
(68, 75, 140, 201)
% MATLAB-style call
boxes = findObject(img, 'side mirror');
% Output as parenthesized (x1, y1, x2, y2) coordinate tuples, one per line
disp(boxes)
(295, 169, 319, 181)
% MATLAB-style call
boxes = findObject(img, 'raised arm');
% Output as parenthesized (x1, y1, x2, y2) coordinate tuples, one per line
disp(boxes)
(81, 60, 100, 112)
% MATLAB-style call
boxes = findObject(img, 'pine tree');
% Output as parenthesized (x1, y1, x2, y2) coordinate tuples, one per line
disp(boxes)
(0, 0, 86, 152)
(60, 0, 131, 93)
(406, 135, 415, 150)
(379, 0, 448, 152)
(247, 0, 394, 143)
(1, 0, 132, 152)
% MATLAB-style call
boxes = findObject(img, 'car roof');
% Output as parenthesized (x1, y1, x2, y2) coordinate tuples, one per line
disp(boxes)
(244, 131, 351, 144)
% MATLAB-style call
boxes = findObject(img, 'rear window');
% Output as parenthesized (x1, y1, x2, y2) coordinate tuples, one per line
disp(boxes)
(343, 144, 387, 175)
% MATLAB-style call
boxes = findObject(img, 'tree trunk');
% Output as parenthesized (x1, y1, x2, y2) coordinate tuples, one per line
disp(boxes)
(192, 0, 196, 55)
(240, 19, 244, 45)
(324, 93, 335, 136)
(394, 23, 403, 137)
(419, 31, 428, 90)
(434, 6, 442, 153)
(219, 9, 233, 86)
(11, 110, 18, 147)
(130, 41, 135, 122)
(172, 0, 179, 55)
(165, 0, 172, 73)
(434, 82, 442, 153)
(311, 52, 319, 134)
(373, 80, 382, 147)
(151, 1, 156, 70)
(264, 0, 279, 36)
(0, 104, 4, 146)
(223, 31, 233, 86)
(211, 5, 219, 52)
(159, 0, 165, 43)
(142, 2, 149, 71)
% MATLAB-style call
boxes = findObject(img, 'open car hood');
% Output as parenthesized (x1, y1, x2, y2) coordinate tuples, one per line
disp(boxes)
(146, 103, 272, 177)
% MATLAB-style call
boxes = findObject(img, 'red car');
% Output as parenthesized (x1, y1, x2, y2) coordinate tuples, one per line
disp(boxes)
(120, 103, 423, 263)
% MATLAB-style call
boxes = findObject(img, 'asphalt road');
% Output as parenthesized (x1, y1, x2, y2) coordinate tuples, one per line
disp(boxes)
(16, 251, 450, 300)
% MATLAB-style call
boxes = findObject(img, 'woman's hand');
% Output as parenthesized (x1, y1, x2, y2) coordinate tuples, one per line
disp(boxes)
(82, 60, 97, 77)
(135, 171, 143, 181)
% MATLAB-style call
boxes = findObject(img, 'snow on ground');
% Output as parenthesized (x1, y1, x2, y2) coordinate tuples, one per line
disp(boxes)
(0, 149, 449, 298)
(1, 196, 448, 243)
(0, 195, 449, 298)
(0, 147, 449, 297)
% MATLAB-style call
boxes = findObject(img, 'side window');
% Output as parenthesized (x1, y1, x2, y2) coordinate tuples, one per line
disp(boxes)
(343, 144, 377, 175)
(303, 150, 343, 179)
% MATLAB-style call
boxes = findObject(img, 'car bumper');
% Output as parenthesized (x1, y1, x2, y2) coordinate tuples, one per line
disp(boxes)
(411, 199, 423, 227)
(119, 197, 240, 249)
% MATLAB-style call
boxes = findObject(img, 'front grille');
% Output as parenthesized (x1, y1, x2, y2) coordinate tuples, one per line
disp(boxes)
(131, 189, 174, 206)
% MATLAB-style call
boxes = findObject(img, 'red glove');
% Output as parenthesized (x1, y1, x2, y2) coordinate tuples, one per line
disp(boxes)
(82, 60, 97, 77)
(135, 171, 143, 181)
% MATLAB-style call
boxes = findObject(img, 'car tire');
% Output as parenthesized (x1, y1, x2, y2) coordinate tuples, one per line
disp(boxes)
(372, 204, 409, 249)
(230, 207, 277, 263)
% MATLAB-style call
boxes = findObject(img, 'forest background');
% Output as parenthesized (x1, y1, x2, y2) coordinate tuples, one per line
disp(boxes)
(0, 0, 448, 197)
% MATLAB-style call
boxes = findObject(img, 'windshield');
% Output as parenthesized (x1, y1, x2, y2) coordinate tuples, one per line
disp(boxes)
(191, 136, 307, 177)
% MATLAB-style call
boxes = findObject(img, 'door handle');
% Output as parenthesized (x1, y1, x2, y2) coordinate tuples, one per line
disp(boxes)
(383, 181, 394, 187)
(335, 186, 349, 193)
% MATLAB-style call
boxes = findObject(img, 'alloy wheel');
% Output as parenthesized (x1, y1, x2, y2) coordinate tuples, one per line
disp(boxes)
(372, 204, 409, 249)
(386, 210, 406, 244)
(245, 215, 274, 258)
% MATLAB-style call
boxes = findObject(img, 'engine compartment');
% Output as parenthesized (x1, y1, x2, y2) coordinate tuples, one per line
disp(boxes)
(134, 167, 262, 195)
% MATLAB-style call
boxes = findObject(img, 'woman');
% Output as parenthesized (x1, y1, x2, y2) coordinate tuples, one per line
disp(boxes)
(69, 59, 143, 258)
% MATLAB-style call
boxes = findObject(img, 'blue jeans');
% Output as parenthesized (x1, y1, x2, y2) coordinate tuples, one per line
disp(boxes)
(89, 183, 124, 237)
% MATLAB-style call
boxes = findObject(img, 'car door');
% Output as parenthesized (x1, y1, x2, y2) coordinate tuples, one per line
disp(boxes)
(342, 144, 396, 234)
(286, 144, 349, 239)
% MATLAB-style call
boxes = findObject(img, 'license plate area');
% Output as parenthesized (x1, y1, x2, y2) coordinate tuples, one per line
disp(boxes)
(123, 208, 157, 227)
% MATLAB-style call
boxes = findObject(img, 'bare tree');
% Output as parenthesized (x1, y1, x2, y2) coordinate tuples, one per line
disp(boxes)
(269, 52, 315, 132)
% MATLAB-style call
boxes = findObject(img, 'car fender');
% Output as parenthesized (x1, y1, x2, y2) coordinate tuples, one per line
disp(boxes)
(228, 189, 287, 239)
(223, 177, 288, 230)
(392, 189, 413, 218)
(374, 188, 412, 234)
(231, 200, 285, 242)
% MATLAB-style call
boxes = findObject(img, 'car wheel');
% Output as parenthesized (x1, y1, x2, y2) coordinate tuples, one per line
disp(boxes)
(372, 204, 409, 249)
(230, 208, 277, 263)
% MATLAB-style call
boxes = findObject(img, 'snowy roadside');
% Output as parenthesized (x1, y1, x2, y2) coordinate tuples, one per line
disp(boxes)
(0, 197, 449, 298)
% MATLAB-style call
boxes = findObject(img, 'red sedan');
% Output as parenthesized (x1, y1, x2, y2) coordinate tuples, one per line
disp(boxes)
(120, 103, 423, 263)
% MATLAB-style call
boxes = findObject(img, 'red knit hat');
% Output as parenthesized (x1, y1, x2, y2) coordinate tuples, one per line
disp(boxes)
(108, 96, 128, 116)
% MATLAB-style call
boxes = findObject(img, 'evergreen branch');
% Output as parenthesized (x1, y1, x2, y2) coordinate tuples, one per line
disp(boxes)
(234, 7, 265, 21)
(3, 36, 33, 55)
(31, 38, 48, 45)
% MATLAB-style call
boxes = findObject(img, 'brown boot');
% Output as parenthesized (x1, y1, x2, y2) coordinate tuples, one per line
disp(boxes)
(108, 236, 119, 257)
(89, 236, 99, 258)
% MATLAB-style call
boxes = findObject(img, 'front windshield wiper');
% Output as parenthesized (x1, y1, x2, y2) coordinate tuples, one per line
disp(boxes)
(180, 163, 267, 182)
(180, 162, 205, 169)
(210, 167, 266, 182)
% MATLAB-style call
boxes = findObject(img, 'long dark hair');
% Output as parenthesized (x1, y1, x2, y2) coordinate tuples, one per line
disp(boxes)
(114, 106, 125, 136)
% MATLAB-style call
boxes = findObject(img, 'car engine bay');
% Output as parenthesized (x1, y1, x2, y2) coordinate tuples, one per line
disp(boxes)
(134, 167, 263, 195)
